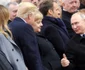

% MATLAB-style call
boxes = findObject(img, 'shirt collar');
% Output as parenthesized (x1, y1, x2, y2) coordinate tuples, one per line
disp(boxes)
(80, 34, 85, 37)
(20, 17, 27, 23)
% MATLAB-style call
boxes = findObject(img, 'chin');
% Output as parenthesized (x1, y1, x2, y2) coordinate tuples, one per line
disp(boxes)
(70, 10, 77, 13)
(75, 32, 81, 34)
(37, 30, 41, 33)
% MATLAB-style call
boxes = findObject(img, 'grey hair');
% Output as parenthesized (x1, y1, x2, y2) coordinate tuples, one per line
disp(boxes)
(6, 2, 18, 8)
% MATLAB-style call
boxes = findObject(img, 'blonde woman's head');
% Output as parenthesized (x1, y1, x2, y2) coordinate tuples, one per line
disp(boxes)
(0, 5, 9, 25)
(0, 5, 12, 37)
(31, 11, 43, 33)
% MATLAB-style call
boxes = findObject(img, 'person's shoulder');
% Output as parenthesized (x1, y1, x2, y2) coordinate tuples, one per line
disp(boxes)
(0, 33, 5, 38)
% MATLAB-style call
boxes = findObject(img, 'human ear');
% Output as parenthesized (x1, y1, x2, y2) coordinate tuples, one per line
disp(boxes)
(47, 9, 53, 16)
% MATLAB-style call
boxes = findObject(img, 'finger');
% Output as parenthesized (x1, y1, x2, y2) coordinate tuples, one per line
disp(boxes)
(63, 53, 67, 59)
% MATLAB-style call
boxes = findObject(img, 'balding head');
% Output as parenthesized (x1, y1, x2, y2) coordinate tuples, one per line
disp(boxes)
(71, 9, 85, 34)
(62, 0, 80, 13)
(71, 9, 85, 23)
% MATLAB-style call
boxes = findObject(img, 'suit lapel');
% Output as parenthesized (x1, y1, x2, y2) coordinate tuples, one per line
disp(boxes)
(7, 36, 18, 47)
(4, 35, 23, 58)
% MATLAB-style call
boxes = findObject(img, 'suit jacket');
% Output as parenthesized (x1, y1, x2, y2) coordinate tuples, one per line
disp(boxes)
(8, 17, 43, 70)
(0, 50, 13, 70)
(62, 10, 76, 38)
(0, 33, 26, 70)
(41, 16, 69, 58)
(37, 34, 62, 70)
(65, 34, 85, 70)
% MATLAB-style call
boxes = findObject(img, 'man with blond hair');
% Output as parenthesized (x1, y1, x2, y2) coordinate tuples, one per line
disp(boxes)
(9, 2, 44, 70)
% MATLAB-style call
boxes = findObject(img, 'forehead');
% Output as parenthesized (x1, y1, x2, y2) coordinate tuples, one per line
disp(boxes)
(9, 4, 18, 10)
(71, 14, 82, 23)
(9, 4, 18, 7)
(66, 0, 79, 3)
(53, 3, 60, 11)
(53, 2, 59, 7)
(22, 0, 31, 2)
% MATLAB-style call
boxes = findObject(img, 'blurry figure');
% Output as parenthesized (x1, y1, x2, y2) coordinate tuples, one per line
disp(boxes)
(9, 2, 44, 70)
(39, 0, 69, 58)
(61, 9, 85, 70)
(62, 0, 80, 38)
(6, 2, 18, 24)
(0, 5, 27, 70)
(34, 1, 62, 70)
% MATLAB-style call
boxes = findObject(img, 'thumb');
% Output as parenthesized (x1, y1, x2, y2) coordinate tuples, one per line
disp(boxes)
(63, 53, 67, 59)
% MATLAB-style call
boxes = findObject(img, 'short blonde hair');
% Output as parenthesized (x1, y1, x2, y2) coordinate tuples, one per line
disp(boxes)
(34, 11, 43, 21)
(17, 2, 38, 18)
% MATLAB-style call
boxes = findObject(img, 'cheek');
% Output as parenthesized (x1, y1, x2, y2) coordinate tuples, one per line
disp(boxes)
(54, 11, 58, 17)
(77, 26, 83, 32)
(35, 27, 41, 32)
(76, 25, 80, 29)
(66, 4, 70, 8)
(37, 28, 41, 32)
(37, 25, 41, 32)
(34, 25, 38, 29)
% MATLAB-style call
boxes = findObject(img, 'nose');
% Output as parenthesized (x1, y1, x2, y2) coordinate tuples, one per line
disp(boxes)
(40, 22, 43, 26)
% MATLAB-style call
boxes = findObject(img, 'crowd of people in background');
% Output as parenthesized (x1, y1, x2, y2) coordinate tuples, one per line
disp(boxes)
(0, 0, 85, 70)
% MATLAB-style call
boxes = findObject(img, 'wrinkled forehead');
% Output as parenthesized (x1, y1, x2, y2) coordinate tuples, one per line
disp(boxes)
(67, 0, 80, 3)
(63, 0, 79, 3)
